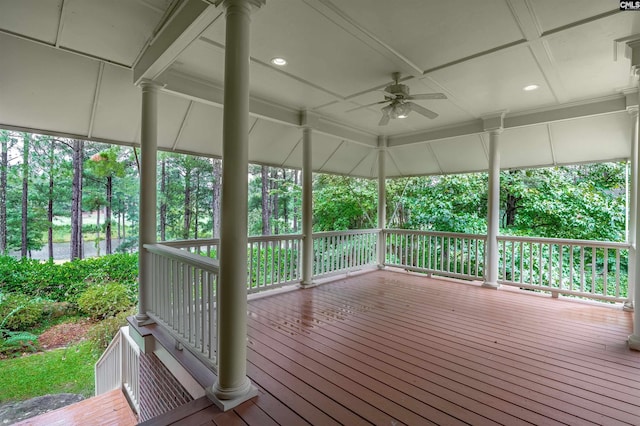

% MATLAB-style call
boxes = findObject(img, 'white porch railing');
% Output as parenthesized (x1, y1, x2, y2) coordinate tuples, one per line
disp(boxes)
(312, 229, 379, 277)
(164, 234, 303, 292)
(145, 243, 218, 368)
(95, 326, 140, 413)
(384, 229, 486, 281)
(497, 235, 630, 302)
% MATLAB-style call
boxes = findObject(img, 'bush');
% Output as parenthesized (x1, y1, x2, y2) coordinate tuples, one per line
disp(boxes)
(87, 309, 134, 351)
(0, 253, 138, 303)
(0, 293, 46, 331)
(77, 282, 133, 320)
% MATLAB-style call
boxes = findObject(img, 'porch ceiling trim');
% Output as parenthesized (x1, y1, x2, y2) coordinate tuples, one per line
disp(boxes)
(388, 95, 629, 148)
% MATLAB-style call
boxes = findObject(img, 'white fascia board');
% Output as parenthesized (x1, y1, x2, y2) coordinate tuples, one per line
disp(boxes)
(387, 120, 485, 148)
(133, 0, 221, 85)
(388, 96, 627, 148)
(504, 96, 627, 129)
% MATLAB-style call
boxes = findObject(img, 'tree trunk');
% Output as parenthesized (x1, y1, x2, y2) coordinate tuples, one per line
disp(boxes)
(183, 169, 192, 239)
(47, 141, 54, 260)
(71, 139, 84, 260)
(504, 193, 519, 227)
(212, 159, 221, 238)
(271, 168, 279, 235)
(261, 165, 270, 235)
(21, 133, 30, 258)
(293, 169, 299, 233)
(194, 171, 200, 239)
(160, 157, 167, 241)
(106, 175, 112, 254)
(0, 134, 8, 254)
(96, 207, 100, 257)
(282, 168, 288, 232)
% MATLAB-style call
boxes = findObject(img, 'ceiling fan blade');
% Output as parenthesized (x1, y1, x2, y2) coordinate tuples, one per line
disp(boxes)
(345, 100, 389, 113)
(378, 105, 391, 126)
(408, 93, 447, 100)
(377, 89, 398, 99)
(408, 102, 438, 119)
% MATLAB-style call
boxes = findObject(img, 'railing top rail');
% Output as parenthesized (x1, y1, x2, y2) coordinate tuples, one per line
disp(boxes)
(385, 229, 486, 240)
(162, 238, 219, 248)
(497, 234, 630, 249)
(313, 229, 381, 238)
(247, 234, 303, 242)
(95, 327, 122, 368)
(144, 243, 220, 273)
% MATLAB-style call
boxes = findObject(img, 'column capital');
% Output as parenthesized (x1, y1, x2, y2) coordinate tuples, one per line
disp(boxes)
(377, 135, 388, 150)
(139, 79, 165, 91)
(482, 111, 507, 133)
(214, 0, 265, 9)
(300, 109, 320, 129)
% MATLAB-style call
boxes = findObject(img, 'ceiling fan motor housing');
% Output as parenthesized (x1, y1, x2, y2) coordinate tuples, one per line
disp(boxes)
(385, 83, 409, 99)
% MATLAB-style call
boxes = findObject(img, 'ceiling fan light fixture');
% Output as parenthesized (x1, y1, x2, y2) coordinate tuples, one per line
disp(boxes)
(391, 102, 411, 119)
(270, 57, 287, 66)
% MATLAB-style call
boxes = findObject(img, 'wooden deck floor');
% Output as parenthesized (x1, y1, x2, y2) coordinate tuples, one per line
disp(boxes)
(13, 389, 137, 426)
(146, 270, 640, 425)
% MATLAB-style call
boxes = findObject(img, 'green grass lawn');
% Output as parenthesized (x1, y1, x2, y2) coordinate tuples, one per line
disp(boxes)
(0, 341, 98, 403)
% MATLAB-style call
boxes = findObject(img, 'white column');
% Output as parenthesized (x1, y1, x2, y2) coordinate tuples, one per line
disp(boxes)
(377, 137, 387, 268)
(135, 80, 161, 325)
(210, 0, 263, 409)
(625, 107, 638, 312)
(301, 126, 314, 286)
(483, 129, 502, 289)
(629, 103, 640, 350)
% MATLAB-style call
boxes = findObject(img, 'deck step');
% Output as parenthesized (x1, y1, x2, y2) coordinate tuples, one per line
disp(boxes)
(12, 389, 137, 426)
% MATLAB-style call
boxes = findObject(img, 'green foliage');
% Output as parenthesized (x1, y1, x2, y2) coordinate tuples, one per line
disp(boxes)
(87, 308, 133, 351)
(0, 293, 46, 331)
(0, 340, 98, 402)
(0, 253, 138, 302)
(77, 282, 133, 320)
(313, 175, 377, 231)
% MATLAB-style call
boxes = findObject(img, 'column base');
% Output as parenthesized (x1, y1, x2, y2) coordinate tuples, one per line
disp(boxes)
(208, 379, 258, 411)
(377, 264, 386, 270)
(299, 280, 317, 289)
(481, 281, 500, 290)
(134, 312, 155, 326)
(628, 334, 640, 351)
(623, 300, 634, 312)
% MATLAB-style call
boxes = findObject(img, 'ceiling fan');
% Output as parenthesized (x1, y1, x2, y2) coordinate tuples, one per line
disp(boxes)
(347, 72, 447, 126)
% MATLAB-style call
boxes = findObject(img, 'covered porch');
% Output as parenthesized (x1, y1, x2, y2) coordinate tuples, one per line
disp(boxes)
(3, 0, 640, 420)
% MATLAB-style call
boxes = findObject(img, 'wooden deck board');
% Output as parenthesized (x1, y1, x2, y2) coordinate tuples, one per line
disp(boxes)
(13, 389, 137, 426)
(150, 270, 640, 425)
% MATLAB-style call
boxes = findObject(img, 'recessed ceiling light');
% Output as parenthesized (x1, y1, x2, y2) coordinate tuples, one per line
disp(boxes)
(271, 57, 287, 66)
(523, 84, 539, 91)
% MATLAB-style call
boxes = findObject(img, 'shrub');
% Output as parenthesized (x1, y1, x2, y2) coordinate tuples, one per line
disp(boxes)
(0, 293, 46, 331)
(0, 253, 138, 303)
(77, 282, 133, 320)
(87, 309, 134, 351)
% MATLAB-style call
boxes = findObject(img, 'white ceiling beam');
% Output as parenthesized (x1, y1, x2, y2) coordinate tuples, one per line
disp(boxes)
(506, 0, 569, 104)
(87, 62, 105, 138)
(159, 70, 378, 147)
(133, 0, 222, 85)
(302, 0, 423, 77)
(389, 96, 627, 148)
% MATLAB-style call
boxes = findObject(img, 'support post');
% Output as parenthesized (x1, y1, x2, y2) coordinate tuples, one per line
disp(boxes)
(301, 126, 314, 286)
(377, 136, 387, 268)
(482, 113, 505, 289)
(135, 80, 161, 325)
(210, 0, 263, 409)
(629, 96, 640, 350)
(625, 106, 638, 312)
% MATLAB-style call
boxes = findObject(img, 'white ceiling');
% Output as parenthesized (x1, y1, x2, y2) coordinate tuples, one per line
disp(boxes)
(0, 0, 638, 177)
